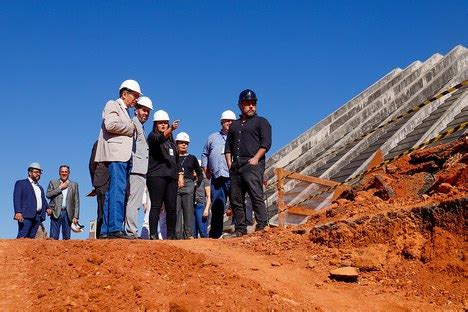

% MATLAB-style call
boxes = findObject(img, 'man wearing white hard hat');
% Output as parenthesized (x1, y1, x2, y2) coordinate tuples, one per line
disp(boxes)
(125, 96, 153, 238)
(200, 110, 237, 238)
(13, 162, 49, 238)
(94, 79, 141, 239)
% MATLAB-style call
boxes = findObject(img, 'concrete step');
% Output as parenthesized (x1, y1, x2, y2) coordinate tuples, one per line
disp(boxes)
(319, 46, 467, 182)
(386, 86, 467, 159)
(264, 45, 467, 211)
(264, 68, 404, 180)
(286, 53, 445, 180)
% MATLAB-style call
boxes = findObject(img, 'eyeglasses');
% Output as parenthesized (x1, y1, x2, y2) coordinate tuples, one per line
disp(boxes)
(126, 91, 140, 100)
(177, 142, 189, 145)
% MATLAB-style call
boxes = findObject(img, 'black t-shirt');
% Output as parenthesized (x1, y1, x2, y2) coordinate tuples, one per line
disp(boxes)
(179, 154, 203, 183)
(225, 114, 272, 166)
(147, 131, 180, 179)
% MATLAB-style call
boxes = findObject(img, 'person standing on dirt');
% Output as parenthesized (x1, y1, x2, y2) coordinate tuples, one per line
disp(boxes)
(224, 89, 272, 238)
(13, 162, 49, 238)
(201, 110, 237, 238)
(88, 140, 109, 239)
(146, 110, 182, 240)
(174, 132, 203, 239)
(94, 79, 142, 239)
(46, 165, 80, 240)
(124, 96, 153, 238)
(193, 160, 211, 238)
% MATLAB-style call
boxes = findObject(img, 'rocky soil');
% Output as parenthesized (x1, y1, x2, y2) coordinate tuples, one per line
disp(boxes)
(0, 137, 466, 311)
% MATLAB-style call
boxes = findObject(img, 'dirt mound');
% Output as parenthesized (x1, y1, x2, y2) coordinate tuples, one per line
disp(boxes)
(0, 138, 466, 310)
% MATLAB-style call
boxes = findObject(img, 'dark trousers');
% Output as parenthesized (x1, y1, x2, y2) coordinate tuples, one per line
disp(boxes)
(209, 177, 230, 238)
(49, 209, 71, 240)
(95, 183, 108, 238)
(176, 179, 195, 239)
(147, 176, 177, 239)
(17, 211, 42, 239)
(230, 164, 267, 234)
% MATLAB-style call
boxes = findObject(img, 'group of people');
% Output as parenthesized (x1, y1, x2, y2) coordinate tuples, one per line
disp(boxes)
(13, 79, 272, 240)
(13, 163, 81, 239)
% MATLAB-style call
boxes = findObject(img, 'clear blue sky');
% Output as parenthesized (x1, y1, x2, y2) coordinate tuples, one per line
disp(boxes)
(1, 1, 466, 238)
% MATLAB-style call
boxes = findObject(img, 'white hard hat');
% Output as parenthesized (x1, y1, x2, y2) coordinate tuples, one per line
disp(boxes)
(71, 222, 84, 233)
(175, 132, 190, 143)
(28, 162, 42, 171)
(220, 110, 236, 121)
(137, 96, 153, 110)
(119, 79, 142, 94)
(153, 110, 170, 121)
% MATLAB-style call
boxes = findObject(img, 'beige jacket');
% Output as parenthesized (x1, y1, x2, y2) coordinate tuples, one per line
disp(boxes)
(94, 99, 134, 162)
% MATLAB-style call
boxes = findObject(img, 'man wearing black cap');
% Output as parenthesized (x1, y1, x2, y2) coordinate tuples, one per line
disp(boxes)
(224, 89, 272, 237)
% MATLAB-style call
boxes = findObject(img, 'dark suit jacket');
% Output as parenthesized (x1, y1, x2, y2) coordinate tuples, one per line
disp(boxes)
(13, 179, 48, 220)
(89, 140, 109, 187)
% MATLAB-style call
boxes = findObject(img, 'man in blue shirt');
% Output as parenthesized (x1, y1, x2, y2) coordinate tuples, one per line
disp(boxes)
(201, 110, 236, 238)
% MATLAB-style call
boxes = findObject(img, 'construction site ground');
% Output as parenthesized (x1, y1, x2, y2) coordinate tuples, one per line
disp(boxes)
(0, 138, 466, 311)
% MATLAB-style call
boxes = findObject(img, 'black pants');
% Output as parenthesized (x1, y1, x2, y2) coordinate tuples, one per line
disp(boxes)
(95, 182, 108, 238)
(230, 163, 267, 234)
(147, 176, 177, 239)
(208, 177, 230, 238)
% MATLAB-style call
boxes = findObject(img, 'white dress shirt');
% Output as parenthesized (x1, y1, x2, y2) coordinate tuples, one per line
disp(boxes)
(28, 177, 42, 211)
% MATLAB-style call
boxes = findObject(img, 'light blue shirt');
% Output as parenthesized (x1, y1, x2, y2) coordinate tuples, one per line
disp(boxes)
(61, 186, 68, 209)
(201, 130, 229, 179)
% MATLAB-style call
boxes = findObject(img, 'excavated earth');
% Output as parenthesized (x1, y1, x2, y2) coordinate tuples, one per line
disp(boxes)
(0, 137, 467, 311)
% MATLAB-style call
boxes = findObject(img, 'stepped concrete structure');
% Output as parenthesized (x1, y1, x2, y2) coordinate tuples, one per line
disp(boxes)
(265, 45, 467, 221)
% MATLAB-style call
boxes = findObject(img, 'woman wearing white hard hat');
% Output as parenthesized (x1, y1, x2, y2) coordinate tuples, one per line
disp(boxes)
(146, 110, 181, 240)
(174, 132, 203, 239)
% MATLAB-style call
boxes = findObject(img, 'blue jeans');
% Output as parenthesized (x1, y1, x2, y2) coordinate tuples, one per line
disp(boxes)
(102, 161, 129, 235)
(17, 211, 42, 239)
(209, 177, 230, 238)
(193, 203, 208, 238)
(50, 209, 71, 240)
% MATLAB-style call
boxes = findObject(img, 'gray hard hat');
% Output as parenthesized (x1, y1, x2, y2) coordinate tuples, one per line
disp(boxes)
(28, 162, 42, 171)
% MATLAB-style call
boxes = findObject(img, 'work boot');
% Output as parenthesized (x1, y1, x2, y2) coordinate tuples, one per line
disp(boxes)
(222, 231, 246, 239)
(108, 231, 131, 239)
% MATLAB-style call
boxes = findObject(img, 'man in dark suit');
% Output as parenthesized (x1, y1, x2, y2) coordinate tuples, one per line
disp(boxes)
(89, 140, 109, 238)
(13, 162, 49, 239)
(46, 165, 80, 240)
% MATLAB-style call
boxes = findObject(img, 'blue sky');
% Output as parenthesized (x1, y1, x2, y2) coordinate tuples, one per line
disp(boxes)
(1, 1, 466, 238)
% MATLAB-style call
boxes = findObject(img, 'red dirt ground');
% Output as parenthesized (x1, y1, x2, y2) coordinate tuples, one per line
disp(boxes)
(0, 137, 466, 311)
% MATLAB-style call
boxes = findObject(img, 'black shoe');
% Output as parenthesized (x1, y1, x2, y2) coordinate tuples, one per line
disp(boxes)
(223, 231, 246, 239)
(98, 234, 108, 239)
(108, 231, 131, 239)
(149, 234, 159, 240)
